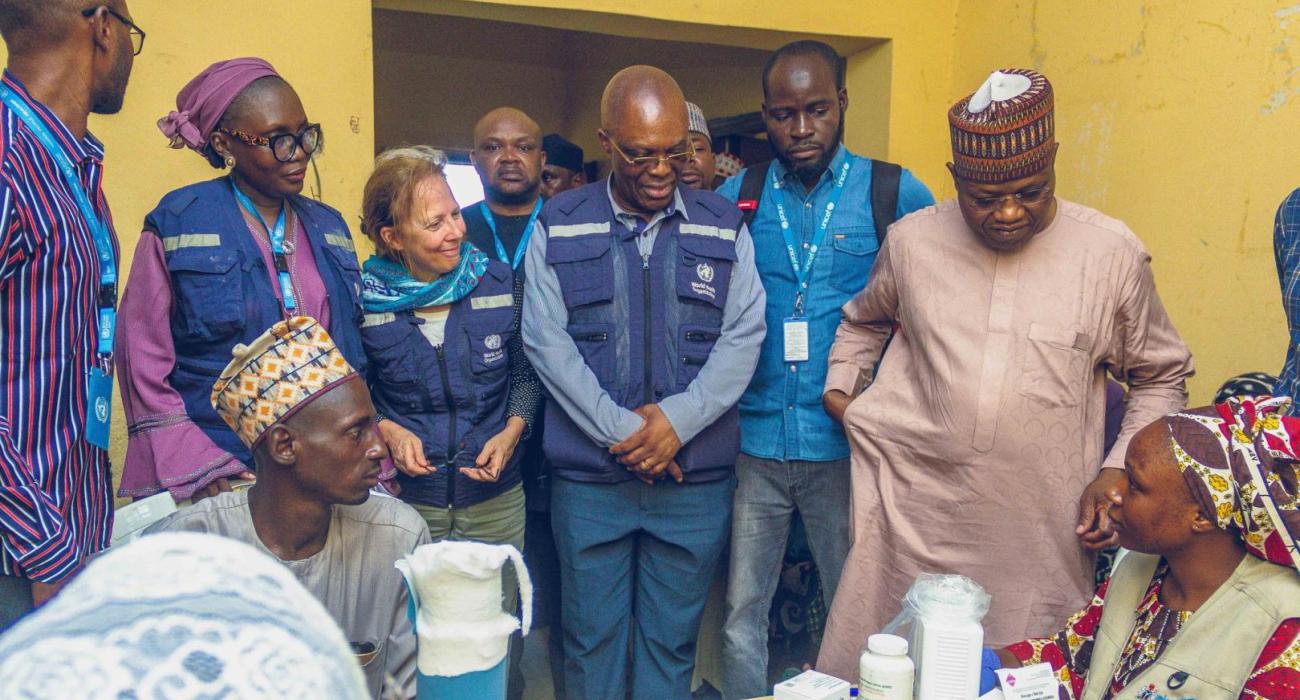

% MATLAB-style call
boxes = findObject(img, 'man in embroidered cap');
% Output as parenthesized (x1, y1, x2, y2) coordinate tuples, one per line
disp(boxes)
(679, 101, 716, 190)
(149, 316, 431, 700)
(815, 69, 1195, 681)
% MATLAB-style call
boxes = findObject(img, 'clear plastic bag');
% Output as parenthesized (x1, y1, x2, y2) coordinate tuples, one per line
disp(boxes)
(881, 572, 991, 639)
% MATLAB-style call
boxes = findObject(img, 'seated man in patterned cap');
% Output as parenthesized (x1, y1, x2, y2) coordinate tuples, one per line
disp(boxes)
(149, 316, 430, 700)
(984, 398, 1300, 697)
(817, 69, 1196, 680)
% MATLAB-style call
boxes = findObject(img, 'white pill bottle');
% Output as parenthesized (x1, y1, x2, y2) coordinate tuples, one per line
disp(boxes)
(858, 633, 914, 700)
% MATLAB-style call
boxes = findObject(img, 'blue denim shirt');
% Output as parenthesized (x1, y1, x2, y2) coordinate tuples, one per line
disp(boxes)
(1274, 187, 1300, 409)
(717, 145, 934, 461)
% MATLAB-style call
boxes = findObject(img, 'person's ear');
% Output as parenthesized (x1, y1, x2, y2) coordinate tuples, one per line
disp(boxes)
(265, 424, 297, 466)
(838, 86, 849, 115)
(86, 6, 115, 53)
(379, 224, 403, 254)
(573, 171, 587, 186)
(210, 132, 233, 160)
(597, 129, 614, 158)
(1189, 504, 1218, 534)
(946, 162, 961, 190)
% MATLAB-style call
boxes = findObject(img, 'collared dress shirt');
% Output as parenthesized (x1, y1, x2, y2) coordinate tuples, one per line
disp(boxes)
(716, 145, 933, 462)
(0, 71, 117, 582)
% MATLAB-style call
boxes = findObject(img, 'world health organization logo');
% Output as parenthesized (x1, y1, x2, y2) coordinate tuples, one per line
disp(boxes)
(485, 334, 502, 350)
(696, 262, 714, 284)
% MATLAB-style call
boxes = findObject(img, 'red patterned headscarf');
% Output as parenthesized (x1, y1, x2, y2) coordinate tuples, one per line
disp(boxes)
(1164, 397, 1300, 572)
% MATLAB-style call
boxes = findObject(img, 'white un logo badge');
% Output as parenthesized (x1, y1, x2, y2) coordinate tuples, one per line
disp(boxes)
(95, 396, 109, 422)
(484, 334, 502, 350)
(696, 262, 714, 283)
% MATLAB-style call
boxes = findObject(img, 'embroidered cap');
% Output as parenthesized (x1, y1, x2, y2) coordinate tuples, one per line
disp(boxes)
(948, 69, 1055, 183)
(686, 101, 710, 139)
(211, 316, 358, 448)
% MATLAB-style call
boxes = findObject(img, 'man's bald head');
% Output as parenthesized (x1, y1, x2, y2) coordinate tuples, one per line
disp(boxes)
(600, 66, 688, 140)
(473, 106, 541, 147)
(472, 106, 545, 208)
(597, 66, 691, 217)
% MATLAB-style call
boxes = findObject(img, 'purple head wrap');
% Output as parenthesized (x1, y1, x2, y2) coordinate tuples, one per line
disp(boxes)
(157, 58, 281, 154)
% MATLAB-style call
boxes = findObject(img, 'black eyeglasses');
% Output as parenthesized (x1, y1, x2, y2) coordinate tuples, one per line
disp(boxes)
(219, 124, 324, 163)
(82, 6, 146, 56)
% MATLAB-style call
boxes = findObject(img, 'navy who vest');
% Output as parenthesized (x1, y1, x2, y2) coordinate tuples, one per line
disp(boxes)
(540, 182, 741, 483)
(144, 178, 368, 466)
(361, 259, 522, 509)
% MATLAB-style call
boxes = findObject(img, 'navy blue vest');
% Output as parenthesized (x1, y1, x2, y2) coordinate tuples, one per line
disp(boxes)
(540, 182, 741, 483)
(464, 201, 552, 509)
(145, 178, 368, 465)
(361, 260, 522, 508)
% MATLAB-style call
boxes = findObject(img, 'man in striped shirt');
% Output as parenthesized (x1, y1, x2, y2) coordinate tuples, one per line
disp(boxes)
(0, 0, 137, 629)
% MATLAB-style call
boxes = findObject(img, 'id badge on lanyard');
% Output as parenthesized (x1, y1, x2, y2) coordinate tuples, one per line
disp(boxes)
(774, 160, 851, 365)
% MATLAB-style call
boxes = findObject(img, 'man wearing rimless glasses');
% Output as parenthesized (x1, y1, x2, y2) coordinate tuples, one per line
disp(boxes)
(523, 66, 765, 698)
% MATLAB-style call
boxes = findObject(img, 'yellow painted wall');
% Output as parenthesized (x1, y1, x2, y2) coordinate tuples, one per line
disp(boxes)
(948, 0, 1300, 401)
(2, 0, 376, 490)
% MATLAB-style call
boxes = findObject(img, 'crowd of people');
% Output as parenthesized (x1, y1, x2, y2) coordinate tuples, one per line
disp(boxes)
(1, 2, 1299, 699)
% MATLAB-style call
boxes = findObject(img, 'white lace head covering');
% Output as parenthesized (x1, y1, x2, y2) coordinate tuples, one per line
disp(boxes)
(0, 533, 369, 700)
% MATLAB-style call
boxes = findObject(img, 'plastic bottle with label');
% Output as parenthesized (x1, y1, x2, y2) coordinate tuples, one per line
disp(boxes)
(859, 634, 915, 700)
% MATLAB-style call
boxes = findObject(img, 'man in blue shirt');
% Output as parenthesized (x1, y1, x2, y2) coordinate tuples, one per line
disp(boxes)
(714, 40, 934, 698)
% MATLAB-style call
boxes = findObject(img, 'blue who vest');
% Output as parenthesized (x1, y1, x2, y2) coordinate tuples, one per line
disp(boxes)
(145, 178, 369, 465)
(540, 182, 741, 483)
(362, 260, 522, 509)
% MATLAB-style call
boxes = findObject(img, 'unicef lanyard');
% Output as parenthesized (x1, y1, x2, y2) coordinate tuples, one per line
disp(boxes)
(772, 160, 851, 317)
(0, 87, 116, 358)
(231, 180, 296, 312)
(480, 198, 542, 270)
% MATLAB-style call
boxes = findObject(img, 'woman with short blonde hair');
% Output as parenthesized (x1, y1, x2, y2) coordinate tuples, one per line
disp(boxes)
(357, 147, 540, 673)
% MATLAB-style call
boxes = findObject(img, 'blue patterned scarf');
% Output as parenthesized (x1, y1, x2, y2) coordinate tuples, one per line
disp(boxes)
(360, 242, 489, 312)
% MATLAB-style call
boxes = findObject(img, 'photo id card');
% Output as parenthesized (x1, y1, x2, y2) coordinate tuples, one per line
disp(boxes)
(85, 366, 113, 451)
(783, 318, 809, 363)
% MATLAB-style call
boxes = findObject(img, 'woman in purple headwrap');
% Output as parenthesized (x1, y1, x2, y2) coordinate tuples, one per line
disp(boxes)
(980, 396, 1300, 699)
(115, 58, 370, 503)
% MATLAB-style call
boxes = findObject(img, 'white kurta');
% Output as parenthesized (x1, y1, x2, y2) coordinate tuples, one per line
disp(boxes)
(816, 199, 1194, 681)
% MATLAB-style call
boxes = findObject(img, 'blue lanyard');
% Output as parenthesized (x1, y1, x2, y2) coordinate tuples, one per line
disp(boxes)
(0, 86, 116, 358)
(772, 160, 851, 315)
(480, 198, 542, 270)
(230, 180, 297, 312)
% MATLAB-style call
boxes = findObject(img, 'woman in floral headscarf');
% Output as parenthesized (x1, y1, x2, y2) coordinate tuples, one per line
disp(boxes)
(982, 397, 1300, 700)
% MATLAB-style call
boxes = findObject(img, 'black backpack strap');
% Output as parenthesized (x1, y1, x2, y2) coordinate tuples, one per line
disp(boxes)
(869, 159, 902, 242)
(737, 160, 771, 228)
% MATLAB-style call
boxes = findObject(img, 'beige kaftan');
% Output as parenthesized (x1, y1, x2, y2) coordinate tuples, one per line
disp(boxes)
(816, 199, 1193, 681)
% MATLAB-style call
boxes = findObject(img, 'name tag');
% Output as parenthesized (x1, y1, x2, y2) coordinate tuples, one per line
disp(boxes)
(783, 318, 809, 363)
(85, 367, 113, 450)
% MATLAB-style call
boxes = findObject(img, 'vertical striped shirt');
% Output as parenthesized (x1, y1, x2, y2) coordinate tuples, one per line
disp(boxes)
(1276, 188, 1300, 411)
(0, 71, 116, 582)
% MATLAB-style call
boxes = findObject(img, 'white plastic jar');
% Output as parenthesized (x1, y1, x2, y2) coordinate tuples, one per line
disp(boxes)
(859, 633, 915, 700)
